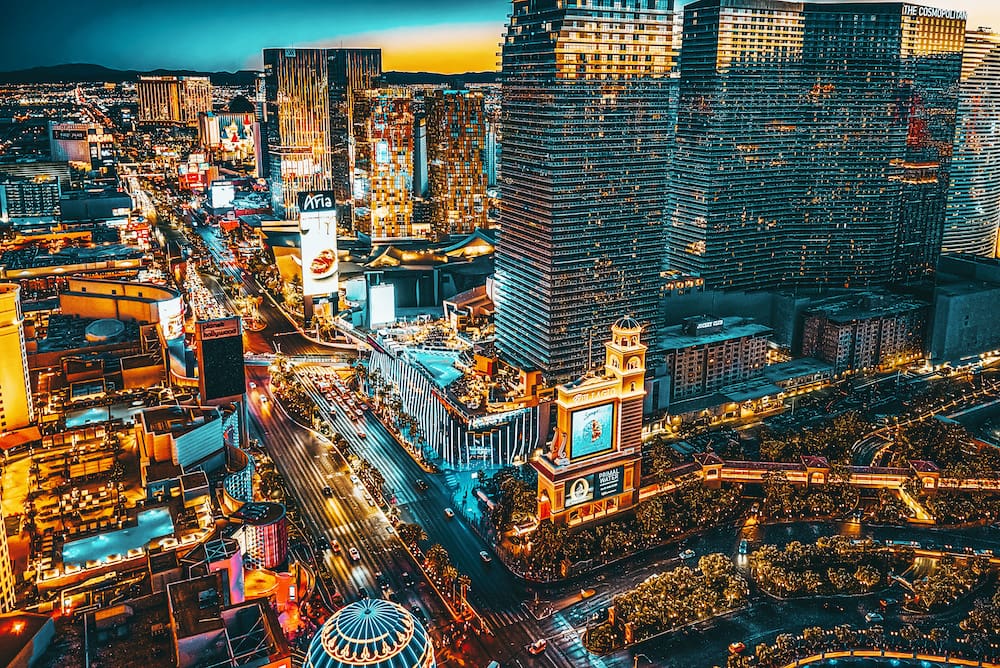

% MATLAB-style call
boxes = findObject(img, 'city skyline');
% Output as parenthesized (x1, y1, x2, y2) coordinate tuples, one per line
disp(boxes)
(3, 0, 1000, 74)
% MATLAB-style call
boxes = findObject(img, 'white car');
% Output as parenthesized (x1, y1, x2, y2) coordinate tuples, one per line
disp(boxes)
(444, 508, 455, 518)
(348, 547, 361, 561)
(479, 551, 492, 563)
(259, 396, 268, 405)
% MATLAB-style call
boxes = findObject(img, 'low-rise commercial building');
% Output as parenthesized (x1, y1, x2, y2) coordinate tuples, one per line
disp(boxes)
(800, 292, 928, 374)
(658, 316, 772, 405)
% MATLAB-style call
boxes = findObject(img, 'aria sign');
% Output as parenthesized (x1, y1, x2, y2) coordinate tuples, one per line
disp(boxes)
(298, 191, 336, 213)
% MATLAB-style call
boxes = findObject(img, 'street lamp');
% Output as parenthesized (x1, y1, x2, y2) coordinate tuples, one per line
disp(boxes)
(634, 654, 653, 668)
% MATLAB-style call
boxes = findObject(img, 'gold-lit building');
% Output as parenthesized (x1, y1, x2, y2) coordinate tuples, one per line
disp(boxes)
(425, 90, 488, 237)
(137, 76, 212, 126)
(0, 505, 13, 613)
(0, 284, 33, 433)
(534, 318, 647, 526)
(355, 89, 415, 238)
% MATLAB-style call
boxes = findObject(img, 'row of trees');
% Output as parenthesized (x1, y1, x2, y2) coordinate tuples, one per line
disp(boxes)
(759, 412, 869, 463)
(761, 469, 859, 519)
(509, 479, 743, 579)
(587, 554, 748, 653)
(923, 490, 1000, 524)
(909, 554, 990, 611)
(748, 536, 908, 597)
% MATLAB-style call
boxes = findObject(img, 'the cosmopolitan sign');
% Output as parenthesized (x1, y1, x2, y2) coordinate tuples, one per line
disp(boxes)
(902, 4, 966, 20)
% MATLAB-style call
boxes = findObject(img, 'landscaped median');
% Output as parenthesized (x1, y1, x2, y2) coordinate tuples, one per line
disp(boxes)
(748, 536, 910, 598)
(584, 553, 749, 654)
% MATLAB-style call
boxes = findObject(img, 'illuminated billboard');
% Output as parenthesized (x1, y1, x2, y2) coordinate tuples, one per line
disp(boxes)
(569, 403, 615, 461)
(196, 317, 246, 401)
(209, 181, 236, 209)
(564, 466, 625, 508)
(297, 191, 338, 297)
(158, 296, 184, 341)
(368, 283, 396, 328)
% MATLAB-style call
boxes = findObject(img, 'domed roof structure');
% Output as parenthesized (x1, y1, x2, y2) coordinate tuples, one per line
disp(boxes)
(85, 318, 125, 342)
(612, 316, 642, 332)
(304, 599, 435, 668)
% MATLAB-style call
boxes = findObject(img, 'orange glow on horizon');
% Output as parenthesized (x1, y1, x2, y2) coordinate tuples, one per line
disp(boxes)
(297, 23, 500, 74)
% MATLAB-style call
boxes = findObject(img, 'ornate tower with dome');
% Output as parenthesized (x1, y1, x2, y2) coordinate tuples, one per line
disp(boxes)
(532, 317, 647, 526)
(304, 599, 435, 668)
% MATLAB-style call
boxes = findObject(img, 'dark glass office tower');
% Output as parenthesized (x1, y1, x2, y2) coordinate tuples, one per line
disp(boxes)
(263, 48, 380, 219)
(496, 0, 676, 383)
(667, 0, 965, 291)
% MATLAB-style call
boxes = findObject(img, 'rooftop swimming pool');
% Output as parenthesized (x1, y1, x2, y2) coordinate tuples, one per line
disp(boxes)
(407, 349, 463, 388)
(62, 507, 174, 567)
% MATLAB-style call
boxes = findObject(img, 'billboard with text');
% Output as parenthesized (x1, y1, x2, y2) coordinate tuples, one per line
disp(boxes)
(297, 191, 338, 297)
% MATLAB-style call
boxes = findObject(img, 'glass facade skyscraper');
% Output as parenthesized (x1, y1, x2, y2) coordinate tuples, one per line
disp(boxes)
(496, 0, 676, 383)
(263, 48, 381, 219)
(426, 89, 489, 238)
(667, 0, 965, 291)
(943, 29, 1000, 258)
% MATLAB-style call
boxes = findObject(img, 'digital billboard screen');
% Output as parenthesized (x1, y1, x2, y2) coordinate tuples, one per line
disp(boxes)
(197, 318, 246, 401)
(209, 181, 235, 209)
(297, 191, 338, 297)
(368, 283, 396, 328)
(564, 465, 625, 508)
(570, 403, 615, 461)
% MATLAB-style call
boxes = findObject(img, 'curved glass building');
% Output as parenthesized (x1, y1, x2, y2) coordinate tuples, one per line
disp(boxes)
(943, 29, 1000, 258)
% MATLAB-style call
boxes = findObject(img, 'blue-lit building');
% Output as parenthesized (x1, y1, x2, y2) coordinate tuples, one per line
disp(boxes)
(667, 0, 966, 291)
(943, 29, 1000, 257)
(304, 599, 435, 668)
(495, 0, 677, 383)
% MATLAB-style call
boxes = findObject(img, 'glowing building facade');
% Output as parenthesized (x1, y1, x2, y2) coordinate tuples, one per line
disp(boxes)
(667, 0, 966, 290)
(496, 0, 676, 383)
(136, 76, 211, 126)
(0, 284, 33, 433)
(425, 90, 488, 237)
(943, 29, 1000, 257)
(263, 48, 381, 218)
(354, 89, 415, 237)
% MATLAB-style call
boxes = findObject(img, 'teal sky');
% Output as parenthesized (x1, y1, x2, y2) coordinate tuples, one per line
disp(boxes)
(3, 0, 998, 73)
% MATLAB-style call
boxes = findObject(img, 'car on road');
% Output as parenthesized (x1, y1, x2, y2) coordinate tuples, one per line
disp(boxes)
(479, 551, 492, 563)
(738, 539, 749, 555)
(322, 486, 333, 497)
(528, 639, 547, 655)
(444, 508, 455, 518)
(350, 474, 361, 486)
(879, 598, 898, 608)
(680, 549, 696, 560)
(729, 642, 746, 654)
(248, 381, 256, 389)
(348, 547, 361, 561)
(330, 539, 340, 553)
(415, 479, 429, 491)
(357, 430, 367, 438)
(401, 572, 414, 587)
(865, 612, 884, 623)
(259, 396, 268, 404)
(358, 587, 370, 599)
(410, 605, 427, 622)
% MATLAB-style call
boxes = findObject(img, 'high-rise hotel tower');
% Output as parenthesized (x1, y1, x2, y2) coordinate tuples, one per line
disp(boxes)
(263, 48, 381, 218)
(496, 0, 676, 383)
(943, 29, 1000, 258)
(667, 0, 965, 290)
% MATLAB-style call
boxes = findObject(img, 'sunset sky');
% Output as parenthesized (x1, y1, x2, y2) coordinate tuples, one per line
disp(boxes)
(2, 0, 999, 74)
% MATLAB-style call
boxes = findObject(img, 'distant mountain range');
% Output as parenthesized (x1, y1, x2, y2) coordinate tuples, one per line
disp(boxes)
(0, 63, 500, 86)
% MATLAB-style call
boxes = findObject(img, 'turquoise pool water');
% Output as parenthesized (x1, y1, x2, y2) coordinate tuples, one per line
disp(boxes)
(408, 349, 463, 388)
(62, 507, 174, 566)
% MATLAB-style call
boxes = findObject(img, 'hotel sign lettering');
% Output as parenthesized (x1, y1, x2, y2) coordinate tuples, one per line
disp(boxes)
(902, 4, 966, 20)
